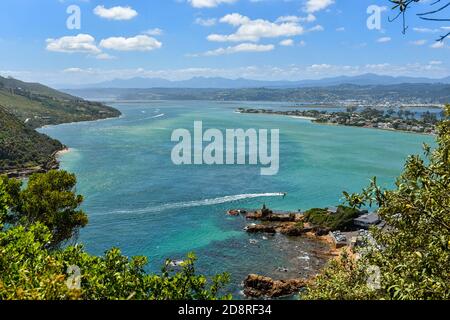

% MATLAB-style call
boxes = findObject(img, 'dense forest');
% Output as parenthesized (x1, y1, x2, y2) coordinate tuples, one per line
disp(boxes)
(0, 107, 63, 171)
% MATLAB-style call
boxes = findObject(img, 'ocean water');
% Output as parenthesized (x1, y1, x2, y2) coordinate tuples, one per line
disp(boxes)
(40, 100, 435, 296)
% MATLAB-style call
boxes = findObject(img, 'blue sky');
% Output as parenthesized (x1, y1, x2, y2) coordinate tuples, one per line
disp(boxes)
(0, 0, 449, 86)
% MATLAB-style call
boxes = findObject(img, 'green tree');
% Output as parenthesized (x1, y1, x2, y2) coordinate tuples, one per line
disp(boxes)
(4, 170, 88, 248)
(0, 223, 230, 300)
(0, 179, 9, 227)
(304, 104, 450, 300)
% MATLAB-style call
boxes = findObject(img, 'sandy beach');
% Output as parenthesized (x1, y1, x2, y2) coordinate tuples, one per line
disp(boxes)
(55, 147, 72, 158)
(290, 116, 317, 121)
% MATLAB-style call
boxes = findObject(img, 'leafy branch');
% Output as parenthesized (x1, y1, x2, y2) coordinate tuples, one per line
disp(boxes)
(389, 0, 450, 41)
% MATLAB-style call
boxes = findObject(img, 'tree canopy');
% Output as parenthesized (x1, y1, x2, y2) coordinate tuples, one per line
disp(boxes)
(1, 170, 88, 248)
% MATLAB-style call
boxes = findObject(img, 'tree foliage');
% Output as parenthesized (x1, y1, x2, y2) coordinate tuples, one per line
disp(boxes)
(0, 171, 230, 300)
(1, 170, 88, 248)
(0, 107, 63, 171)
(304, 206, 360, 231)
(304, 105, 450, 300)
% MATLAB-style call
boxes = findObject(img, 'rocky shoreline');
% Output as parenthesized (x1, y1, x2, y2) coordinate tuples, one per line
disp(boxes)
(1, 147, 67, 178)
(229, 205, 344, 299)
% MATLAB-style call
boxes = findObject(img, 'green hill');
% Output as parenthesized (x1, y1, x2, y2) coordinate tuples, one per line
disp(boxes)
(0, 76, 121, 176)
(0, 76, 121, 128)
(0, 107, 63, 175)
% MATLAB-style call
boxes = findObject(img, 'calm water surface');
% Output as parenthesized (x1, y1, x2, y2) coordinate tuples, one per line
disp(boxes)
(40, 101, 434, 296)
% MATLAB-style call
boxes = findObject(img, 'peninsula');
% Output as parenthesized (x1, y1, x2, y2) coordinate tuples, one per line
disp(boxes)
(237, 107, 441, 135)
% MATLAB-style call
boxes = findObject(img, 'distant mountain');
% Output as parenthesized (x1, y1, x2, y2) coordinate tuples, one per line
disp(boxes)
(63, 73, 450, 90)
(65, 83, 450, 105)
(0, 75, 121, 128)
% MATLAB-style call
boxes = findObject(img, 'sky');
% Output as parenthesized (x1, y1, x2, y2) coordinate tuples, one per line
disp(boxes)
(0, 0, 449, 86)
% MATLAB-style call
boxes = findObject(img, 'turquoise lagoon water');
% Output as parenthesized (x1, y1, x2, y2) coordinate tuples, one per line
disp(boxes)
(39, 100, 434, 296)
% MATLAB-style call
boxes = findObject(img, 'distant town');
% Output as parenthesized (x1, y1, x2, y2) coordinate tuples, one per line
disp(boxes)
(237, 106, 443, 135)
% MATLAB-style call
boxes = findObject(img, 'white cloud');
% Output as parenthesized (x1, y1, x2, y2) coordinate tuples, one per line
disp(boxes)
(207, 13, 304, 42)
(276, 14, 316, 23)
(63, 67, 86, 73)
(336, 27, 345, 32)
(195, 17, 217, 27)
(143, 28, 164, 36)
(197, 43, 274, 56)
(46, 34, 100, 54)
(220, 13, 250, 26)
(6, 61, 450, 87)
(413, 27, 440, 33)
(279, 39, 294, 46)
(308, 25, 324, 32)
(95, 53, 116, 60)
(430, 41, 445, 49)
(100, 35, 162, 51)
(411, 39, 427, 46)
(188, 0, 237, 8)
(93, 5, 138, 21)
(377, 37, 391, 43)
(304, 0, 335, 13)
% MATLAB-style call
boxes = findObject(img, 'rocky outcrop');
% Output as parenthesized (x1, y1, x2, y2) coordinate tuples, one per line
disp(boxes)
(3, 149, 62, 178)
(279, 224, 310, 236)
(312, 226, 331, 236)
(245, 224, 276, 234)
(245, 207, 299, 223)
(244, 274, 308, 298)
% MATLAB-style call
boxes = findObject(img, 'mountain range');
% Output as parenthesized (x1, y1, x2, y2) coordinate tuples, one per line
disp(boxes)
(62, 73, 450, 90)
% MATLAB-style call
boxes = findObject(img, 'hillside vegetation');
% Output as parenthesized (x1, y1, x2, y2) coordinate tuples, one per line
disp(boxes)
(0, 76, 121, 174)
(0, 107, 63, 172)
(0, 76, 121, 128)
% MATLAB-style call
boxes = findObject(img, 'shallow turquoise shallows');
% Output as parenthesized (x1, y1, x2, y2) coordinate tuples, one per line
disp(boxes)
(39, 101, 435, 296)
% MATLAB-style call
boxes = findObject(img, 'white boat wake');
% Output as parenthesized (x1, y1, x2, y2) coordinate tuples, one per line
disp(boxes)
(123, 113, 165, 124)
(105, 192, 284, 215)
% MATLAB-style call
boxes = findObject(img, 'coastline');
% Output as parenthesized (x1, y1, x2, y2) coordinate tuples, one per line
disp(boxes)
(289, 115, 317, 121)
(55, 147, 72, 158)
(238, 110, 436, 136)
(1, 112, 120, 178)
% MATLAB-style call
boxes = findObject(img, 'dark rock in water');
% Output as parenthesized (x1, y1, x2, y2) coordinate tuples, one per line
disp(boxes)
(246, 210, 298, 222)
(245, 224, 276, 234)
(264, 213, 296, 222)
(244, 274, 307, 298)
(313, 227, 331, 236)
(279, 224, 305, 236)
